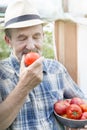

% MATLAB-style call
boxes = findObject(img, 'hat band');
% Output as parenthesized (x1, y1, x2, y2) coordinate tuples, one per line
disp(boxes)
(5, 14, 41, 27)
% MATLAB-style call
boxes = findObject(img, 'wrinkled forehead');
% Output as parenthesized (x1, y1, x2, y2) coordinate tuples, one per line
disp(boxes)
(8, 24, 43, 38)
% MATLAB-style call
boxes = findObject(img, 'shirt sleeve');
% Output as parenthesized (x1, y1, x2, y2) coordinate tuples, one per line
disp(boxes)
(62, 68, 85, 99)
(0, 80, 3, 103)
(0, 91, 2, 103)
(0, 78, 13, 102)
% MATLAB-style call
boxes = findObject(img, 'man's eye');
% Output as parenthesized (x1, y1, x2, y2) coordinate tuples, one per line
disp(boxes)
(19, 37, 26, 41)
(18, 35, 27, 41)
(34, 36, 40, 39)
(33, 34, 41, 39)
(34, 37, 39, 39)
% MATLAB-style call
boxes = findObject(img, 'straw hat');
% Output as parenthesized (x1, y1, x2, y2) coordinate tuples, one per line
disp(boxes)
(4, 0, 44, 29)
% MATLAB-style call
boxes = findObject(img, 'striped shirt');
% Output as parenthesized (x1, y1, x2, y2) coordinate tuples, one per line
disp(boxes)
(0, 53, 84, 130)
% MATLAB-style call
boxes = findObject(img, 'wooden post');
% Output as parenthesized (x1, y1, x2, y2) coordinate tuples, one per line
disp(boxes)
(54, 20, 77, 83)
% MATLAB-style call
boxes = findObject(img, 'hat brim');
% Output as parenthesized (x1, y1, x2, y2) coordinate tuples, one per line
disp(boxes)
(4, 19, 46, 29)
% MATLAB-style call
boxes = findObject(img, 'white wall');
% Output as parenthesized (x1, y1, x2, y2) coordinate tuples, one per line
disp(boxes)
(68, 0, 87, 16)
(77, 24, 87, 98)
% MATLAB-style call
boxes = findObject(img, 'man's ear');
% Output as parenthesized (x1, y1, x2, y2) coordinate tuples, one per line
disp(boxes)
(4, 35, 11, 47)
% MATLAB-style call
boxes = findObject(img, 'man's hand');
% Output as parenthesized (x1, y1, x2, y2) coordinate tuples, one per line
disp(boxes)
(19, 55, 44, 92)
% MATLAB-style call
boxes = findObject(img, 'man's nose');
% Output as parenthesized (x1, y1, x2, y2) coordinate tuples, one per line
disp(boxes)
(26, 39, 35, 50)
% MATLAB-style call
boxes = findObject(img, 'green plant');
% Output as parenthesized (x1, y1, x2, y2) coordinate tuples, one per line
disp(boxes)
(42, 30, 55, 59)
(0, 30, 10, 59)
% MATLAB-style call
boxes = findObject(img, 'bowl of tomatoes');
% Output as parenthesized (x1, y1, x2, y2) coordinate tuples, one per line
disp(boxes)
(54, 97, 87, 128)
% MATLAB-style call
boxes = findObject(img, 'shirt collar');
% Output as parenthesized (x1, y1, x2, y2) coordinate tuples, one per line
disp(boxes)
(9, 52, 20, 76)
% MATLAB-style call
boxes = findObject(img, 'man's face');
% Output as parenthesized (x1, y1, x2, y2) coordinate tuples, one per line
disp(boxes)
(6, 24, 44, 62)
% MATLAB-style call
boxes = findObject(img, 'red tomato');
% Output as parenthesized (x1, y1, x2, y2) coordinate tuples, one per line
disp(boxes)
(54, 100, 70, 115)
(80, 104, 87, 112)
(70, 97, 84, 106)
(80, 112, 87, 120)
(24, 52, 40, 66)
(66, 104, 82, 119)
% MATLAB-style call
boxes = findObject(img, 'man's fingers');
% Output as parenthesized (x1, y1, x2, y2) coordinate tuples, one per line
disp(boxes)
(20, 55, 44, 75)
(20, 55, 26, 74)
(21, 55, 25, 67)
